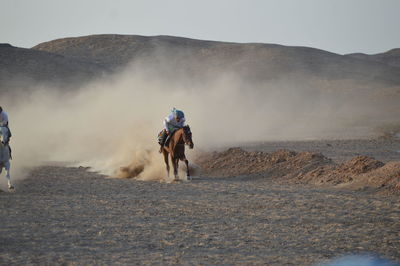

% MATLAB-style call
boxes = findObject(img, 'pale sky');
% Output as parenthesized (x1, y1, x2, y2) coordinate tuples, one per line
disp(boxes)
(1, 0, 399, 55)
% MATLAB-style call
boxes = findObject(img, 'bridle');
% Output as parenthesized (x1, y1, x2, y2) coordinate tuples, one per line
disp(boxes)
(182, 126, 193, 147)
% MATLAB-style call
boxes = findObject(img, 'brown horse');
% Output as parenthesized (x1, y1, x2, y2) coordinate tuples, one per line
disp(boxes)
(162, 125, 194, 181)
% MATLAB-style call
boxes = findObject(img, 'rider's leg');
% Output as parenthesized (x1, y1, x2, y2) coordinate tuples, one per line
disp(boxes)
(159, 131, 168, 153)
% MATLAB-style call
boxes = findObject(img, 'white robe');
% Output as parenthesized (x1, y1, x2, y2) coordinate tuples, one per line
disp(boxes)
(163, 113, 185, 132)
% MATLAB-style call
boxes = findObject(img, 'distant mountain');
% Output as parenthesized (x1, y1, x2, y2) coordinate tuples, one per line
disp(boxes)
(32, 35, 400, 86)
(346, 48, 400, 68)
(1, 34, 400, 95)
(0, 43, 107, 93)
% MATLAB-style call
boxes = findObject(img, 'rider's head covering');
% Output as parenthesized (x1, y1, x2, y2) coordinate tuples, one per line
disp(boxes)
(172, 107, 184, 119)
(0, 106, 2, 113)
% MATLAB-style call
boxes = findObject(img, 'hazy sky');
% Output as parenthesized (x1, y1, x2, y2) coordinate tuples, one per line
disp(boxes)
(1, 0, 399, 54)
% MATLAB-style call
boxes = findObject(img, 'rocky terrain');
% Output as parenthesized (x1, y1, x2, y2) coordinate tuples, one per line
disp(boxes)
(197, 149, 400, 196)
(196, 138, 400, 194)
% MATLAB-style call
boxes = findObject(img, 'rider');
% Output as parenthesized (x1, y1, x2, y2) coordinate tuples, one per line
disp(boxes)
(159, 108, 186, 153)
(0, 106, 11, 144)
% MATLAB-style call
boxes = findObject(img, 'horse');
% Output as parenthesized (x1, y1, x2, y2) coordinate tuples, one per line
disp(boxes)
(161, 125, 194, 181)
(0, 126, 13, 190)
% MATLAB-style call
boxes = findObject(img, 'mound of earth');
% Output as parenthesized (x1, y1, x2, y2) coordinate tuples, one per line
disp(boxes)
(195, 148, 332, 178)
(347, 162, 400, 194)
(303, 155, 385, 185)
(195, 148, 400, 194)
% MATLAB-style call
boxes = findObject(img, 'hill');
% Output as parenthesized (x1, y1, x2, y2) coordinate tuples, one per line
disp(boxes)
(346, 48, 400, 68)
(32, 35, 400, 86)
(0, 43, 107, 93)
(1, 34, 399, 93)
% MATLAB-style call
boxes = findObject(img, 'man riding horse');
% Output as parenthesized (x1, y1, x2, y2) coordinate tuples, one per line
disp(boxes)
(0, 107, 13, 190)
(0, 106, 12, 160)
(158, 108, 194, 181)
(159, 108, 186, 153)
(0, 106, 11, 144)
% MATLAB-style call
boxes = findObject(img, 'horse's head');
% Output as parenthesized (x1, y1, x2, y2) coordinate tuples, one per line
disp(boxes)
(182, 125, 194, 149)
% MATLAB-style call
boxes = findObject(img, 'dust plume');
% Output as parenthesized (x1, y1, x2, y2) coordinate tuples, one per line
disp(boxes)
(1, 56, 399, 184)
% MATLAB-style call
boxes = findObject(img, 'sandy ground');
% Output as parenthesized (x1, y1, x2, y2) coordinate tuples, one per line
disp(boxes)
(1, 139, 400, 265)
(240, 138, 400, 163)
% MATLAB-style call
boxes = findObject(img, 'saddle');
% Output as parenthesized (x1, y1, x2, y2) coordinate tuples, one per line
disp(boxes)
(157, 128, 179, 147)
(164, 131, 175, 147)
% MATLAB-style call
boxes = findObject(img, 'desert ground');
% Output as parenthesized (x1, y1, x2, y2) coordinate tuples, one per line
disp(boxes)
(0, 138, 399, 265)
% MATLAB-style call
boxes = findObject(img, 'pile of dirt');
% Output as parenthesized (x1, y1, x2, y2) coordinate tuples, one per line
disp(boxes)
(195, 148, 400, 194)
(195, 148, 332, 178)
(303, 156, 385, 185)
(338, 156, 385, 174)
(350, 162, 400, 194)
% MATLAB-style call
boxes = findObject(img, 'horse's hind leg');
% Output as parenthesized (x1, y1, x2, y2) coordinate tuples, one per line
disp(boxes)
(4, 162, 13, 189)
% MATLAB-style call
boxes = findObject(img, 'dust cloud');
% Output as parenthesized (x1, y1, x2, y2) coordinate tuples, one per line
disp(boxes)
(1, 59, 396, 184)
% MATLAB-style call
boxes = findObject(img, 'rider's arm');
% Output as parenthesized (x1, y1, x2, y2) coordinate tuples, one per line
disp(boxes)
(163, 117, 170, 132)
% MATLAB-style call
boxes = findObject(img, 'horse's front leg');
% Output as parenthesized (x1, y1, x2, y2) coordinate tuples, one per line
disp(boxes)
(180, 156, 191, 180)
(184, 159, 191, 180)
(163, 150, 170, 180)
(4, 161, 13, 189)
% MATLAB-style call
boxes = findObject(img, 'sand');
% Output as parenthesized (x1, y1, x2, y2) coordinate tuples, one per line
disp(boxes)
(0, 138, 399, 265)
